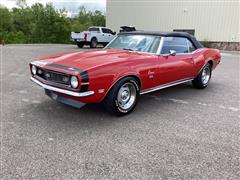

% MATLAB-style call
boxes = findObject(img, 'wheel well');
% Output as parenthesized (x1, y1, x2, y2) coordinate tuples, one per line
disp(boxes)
(91, 37, 97, 41)
(208, 60, 213, 68)
(124, 75, 142, 89)
(102, 75, 142, 102)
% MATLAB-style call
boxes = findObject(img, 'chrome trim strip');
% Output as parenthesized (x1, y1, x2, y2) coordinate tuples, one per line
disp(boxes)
(81, 82, 90, 85)
(140, 78, 193, 95)
(160, 48, 203, 56)
(30, 77, 94, 97)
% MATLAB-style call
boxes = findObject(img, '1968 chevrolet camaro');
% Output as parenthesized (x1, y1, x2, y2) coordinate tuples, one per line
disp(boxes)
(30, 31, 221, 115)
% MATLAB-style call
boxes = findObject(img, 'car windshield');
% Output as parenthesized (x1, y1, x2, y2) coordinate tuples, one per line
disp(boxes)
(106, 35, 161, 53)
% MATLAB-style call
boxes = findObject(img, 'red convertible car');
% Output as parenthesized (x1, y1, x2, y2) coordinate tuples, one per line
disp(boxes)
(30, 31, 221, 115)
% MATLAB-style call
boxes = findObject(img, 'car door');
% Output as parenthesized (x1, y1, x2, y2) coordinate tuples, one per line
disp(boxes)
(105, 28, 116, 42)
(101, 28, 115, 42)
(156, 36, 195, 85)
(89, 27, 102, 42)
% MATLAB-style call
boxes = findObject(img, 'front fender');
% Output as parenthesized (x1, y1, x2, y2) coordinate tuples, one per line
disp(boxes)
(98, 71, 141, 102)
(70, 67, 140, 104)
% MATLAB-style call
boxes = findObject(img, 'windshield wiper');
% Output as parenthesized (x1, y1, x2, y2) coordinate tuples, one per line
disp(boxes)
(123, 48, 135, 51)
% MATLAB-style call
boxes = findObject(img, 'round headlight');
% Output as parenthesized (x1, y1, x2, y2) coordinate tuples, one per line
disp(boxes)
(70, 76, 78, 88)
(31, 65, 37, 75)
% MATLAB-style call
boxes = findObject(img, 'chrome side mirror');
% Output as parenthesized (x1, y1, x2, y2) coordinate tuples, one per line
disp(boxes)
(169, 50, 176, 56)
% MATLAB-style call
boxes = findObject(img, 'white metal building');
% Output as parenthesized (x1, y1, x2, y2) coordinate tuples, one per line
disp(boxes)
(106, 0, 240, 49)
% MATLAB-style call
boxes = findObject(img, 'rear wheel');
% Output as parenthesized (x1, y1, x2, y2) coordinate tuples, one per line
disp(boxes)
(192, 63, 212, 89)
(90, 38, 98, 48)
(77, 42, 84, 48)
(104, 77, 140, 116)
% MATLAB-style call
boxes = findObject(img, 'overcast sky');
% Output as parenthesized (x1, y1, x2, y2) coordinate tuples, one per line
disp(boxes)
(0, 0, 106, 13)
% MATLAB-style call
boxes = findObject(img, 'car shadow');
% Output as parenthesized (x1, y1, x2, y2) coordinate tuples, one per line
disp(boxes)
(24, 81, 221, 130)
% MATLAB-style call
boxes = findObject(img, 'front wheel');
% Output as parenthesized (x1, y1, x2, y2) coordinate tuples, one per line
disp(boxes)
(192, 63, 212, 89)
(104, 77, 140, 116)
(77, 42, 84, 48)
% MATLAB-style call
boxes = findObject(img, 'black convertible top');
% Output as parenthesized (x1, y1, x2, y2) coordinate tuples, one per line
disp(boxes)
(118, 31, 204, 49)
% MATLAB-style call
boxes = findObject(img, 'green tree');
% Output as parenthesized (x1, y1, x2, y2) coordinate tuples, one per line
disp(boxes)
(0, 5, 13, 43)
(0, 6, 12, 31)
(90, 10, 105, 27)
(30, 3, 71, 43)
(72, 6, 106, 32)
(0, 3, 106, 44)
(11, 7, 34, 42)
(6, 31, 26, 43)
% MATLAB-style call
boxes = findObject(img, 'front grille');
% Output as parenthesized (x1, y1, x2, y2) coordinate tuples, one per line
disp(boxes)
(36, 67, 70, 86)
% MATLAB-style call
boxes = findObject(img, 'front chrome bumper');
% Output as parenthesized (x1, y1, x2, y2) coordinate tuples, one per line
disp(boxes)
(30, 77, 94, 97)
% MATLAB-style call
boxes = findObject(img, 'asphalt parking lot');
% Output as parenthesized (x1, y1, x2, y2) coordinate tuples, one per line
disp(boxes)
(1, 44, 239, 179)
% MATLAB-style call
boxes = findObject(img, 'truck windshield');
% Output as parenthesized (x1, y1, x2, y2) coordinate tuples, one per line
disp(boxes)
(106, 35, 161, 54)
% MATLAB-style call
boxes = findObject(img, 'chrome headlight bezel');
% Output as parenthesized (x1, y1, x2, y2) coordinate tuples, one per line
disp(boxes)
(31, 65, 37, 75)
(70, 75, 79, 89)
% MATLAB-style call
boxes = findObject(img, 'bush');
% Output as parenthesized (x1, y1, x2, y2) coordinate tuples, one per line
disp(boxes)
(6, 31, 26, 44)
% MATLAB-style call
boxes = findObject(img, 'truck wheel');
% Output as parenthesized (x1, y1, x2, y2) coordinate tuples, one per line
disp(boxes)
(103, 43, 108, 47)
(77, 42, 84, 48)
(192, 63, 212, 89)
(104, 77, 140, 116)
(90, 38, 97, 48)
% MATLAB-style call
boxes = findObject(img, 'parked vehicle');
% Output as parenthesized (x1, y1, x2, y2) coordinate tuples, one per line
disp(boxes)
(119, 26, 136, 32)
(30, 31, 221, 116)
(71, 26, 116, 48)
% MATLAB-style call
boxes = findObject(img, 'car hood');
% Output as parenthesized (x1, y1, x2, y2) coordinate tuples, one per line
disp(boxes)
(36, 49, 152, 71)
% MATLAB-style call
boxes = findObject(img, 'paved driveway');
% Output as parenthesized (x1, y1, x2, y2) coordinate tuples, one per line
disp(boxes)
(1, 45, 239, 179)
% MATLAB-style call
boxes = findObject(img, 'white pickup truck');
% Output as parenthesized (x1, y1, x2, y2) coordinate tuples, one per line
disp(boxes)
(71, 26, 116, 48)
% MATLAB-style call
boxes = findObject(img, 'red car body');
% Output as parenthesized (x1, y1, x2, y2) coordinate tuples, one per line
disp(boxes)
(30, 31, 221, 114)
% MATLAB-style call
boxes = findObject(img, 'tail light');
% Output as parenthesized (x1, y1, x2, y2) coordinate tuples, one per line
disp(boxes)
(84, 33, 87, 41)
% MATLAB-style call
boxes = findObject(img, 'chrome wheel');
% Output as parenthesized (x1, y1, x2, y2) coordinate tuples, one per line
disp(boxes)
(192, 63, 212, 89)
(117, 82, 137, 110)
(201, 66, 211, 85)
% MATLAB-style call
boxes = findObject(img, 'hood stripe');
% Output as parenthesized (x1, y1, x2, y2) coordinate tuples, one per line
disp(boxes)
(46, 64, 83, 74)
(80, 71, 89, 82)
(79, 71, 89, 92)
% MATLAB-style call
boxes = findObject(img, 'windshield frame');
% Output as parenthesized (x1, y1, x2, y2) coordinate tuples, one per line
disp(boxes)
(104, 34, 163, 55)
